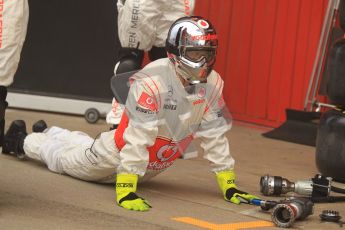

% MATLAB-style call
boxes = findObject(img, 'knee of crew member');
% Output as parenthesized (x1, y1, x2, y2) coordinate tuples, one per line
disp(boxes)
(148, 46, 167, 61)
(115, 48, 144, 75)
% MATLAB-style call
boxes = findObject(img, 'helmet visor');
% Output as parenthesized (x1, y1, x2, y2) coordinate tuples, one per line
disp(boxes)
(184, 47, 216, 63)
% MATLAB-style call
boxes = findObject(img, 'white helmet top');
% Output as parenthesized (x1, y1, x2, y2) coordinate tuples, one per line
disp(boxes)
(166, 16, 218, 84)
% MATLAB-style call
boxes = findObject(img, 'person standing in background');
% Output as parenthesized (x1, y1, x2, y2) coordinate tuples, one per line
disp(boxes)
(0, 0, 29, 147)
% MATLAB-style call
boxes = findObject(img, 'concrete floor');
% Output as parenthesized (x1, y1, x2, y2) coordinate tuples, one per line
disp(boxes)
(1, 108, 345, 230)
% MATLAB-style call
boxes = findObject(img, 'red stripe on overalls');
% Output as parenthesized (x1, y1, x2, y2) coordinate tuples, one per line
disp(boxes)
(114, 110, 129, 150)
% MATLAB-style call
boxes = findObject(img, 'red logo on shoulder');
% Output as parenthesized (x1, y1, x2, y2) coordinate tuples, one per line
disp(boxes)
(138, 92, 157, 111)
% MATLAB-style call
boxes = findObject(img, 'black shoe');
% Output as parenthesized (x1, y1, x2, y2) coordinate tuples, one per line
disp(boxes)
(32, 120, 47, 132)
(109, 124, 118, 131)
(0, 118, 5, 147)
(2, 120, 27, 160)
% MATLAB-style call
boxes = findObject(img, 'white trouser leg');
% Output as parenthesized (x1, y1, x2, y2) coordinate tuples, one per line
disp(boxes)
(61, 130, 120, 183)
(23, 132, 47, 162)
(24, 126, 70, 173)
(24, 126, 89, 173)
(25, 126, 121, 183)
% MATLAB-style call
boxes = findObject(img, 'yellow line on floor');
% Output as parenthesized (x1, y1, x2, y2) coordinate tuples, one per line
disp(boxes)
(172, 217, 274, 230)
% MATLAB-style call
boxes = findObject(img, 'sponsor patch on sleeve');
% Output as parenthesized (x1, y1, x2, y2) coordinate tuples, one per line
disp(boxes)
(137, 92, 157, 111)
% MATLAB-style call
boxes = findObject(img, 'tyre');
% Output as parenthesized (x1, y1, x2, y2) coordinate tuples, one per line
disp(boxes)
(84, 108, 100, 124)
(326, 38, 345, 107)
(316, 109, 345, 182)
(340, 0, 345, 32)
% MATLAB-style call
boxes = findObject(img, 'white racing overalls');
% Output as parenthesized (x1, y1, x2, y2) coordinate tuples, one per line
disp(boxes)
(24, 58, 235, 183)
(0, 0, 29, 86)
(117, 0, 195, 51)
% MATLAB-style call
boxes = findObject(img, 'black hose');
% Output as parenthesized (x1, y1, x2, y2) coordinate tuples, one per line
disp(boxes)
(312, 196, 345, 203)
(331, 186, 345, 194)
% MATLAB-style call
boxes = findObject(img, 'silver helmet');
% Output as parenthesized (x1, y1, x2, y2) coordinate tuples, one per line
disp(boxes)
(166, 16, 218, 84)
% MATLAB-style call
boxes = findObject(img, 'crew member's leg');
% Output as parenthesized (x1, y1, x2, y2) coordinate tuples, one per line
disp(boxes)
(153, 0, 195, 50)
(117, 0, 158, 51)
(24, 126, 78, 173)
(0, 87, 8, 147)
(25, 124, 120, 182)
(148, 46, 167, 62)
(0, 0, 29, 147)
(2, 120, 27, 159)
(114, 48, 144, 74)
(55, 129, 120, 183)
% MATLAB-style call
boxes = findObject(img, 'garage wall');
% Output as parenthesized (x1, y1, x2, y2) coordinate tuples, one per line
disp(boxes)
(12, 0, 118, 102)
(195, 0, 328, 127)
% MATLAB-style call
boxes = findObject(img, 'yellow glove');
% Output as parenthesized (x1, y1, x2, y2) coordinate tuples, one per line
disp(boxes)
(116, 174, 151, 211)
(216, 170, 259, 204)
